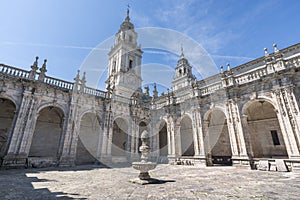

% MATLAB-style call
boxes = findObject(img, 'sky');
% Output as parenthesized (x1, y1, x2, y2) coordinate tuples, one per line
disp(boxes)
(1, 0, 300, 92)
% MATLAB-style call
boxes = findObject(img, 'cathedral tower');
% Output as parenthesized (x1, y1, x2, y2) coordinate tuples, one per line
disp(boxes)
(172, 47, 195, 92)
(106, 8, 143, 98)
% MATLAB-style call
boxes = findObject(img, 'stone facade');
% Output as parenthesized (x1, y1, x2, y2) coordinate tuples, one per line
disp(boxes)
(1, 12, 300, 171)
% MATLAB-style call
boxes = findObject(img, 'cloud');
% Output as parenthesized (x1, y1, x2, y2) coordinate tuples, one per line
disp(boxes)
(3, 41, 109, 51)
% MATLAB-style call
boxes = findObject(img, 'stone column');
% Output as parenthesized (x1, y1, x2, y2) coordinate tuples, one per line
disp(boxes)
(273, 89, 300, 158)
(193, 109, 206, 165)
(106, 121, 113, 158)
(285, 87, 300, 151)
(18, 96, 40, 155)
(226, 112, 239, 158)
(96, 121, 104, 162)
(227, 100, 249, 160)
(191, 110, 200, 156)
(3, 89, 37, 168)
(174, 124, 181, 157)
(203, 120, 212, 166)
(59, 98, 80, 167)
(239, 114, 254, 168)
(126, 118, 132, 160)
(167, 117, 176, 163)
(166, 120, 172, 156)
(100, 111, 112, 164)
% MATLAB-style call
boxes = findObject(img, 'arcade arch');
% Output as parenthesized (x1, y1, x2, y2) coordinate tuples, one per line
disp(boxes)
(244, 100, 288, 158)
(75, 112, 101, 165)
(29, 106, 64, 159)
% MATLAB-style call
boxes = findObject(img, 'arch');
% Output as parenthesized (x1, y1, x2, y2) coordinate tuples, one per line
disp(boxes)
(0, 94, 17, 108)
(37, 102, 66, 117)
(111, 117, 128, 157)
(158, 119, 168, 163)
(179, 115, 194, 156)
(203, 106, 227, 122)
(75, 112, 101, 165)
(205, 108, 232, 166)
(242, 97, 276, 116)
(0, 98, 16, 158)
(244, 100, 288, 158)
(176, 113, 193, 126)
(29, 106, 64, 160)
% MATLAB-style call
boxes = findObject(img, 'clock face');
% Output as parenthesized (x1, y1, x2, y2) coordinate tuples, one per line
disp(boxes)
(123, 72, 139, 89)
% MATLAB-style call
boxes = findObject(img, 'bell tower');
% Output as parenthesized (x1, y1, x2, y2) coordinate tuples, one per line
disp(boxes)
(106, 7, 143, 98)
(172, 47, 195, 92)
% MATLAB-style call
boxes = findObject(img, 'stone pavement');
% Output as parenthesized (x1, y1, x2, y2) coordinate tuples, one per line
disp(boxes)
(0, 164, 299, 199)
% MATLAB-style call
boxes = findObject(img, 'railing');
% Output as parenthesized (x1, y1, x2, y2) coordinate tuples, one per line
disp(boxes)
(43, 76, 74, 90)
(285, 55, 300, 68)
(1, 53, 300, 102)
(199, 81, 223, 96)
(234, 65, 268, 85)
(0, 64, 30, 79)
(0, 63, 108, 99)
(84, 86, 106, 98)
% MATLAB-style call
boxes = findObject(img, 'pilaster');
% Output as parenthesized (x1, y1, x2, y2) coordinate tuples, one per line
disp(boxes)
(3, 88, 37, 168)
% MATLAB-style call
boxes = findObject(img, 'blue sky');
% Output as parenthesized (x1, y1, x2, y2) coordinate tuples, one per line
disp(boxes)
(1, 0, 300, 91)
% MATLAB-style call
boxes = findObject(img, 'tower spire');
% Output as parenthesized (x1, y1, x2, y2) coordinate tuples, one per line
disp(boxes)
(126, 4, 130, 22)
(180, 44, 185, 58)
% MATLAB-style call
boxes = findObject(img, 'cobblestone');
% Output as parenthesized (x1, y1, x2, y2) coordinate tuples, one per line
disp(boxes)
(0, 165, 299, 199)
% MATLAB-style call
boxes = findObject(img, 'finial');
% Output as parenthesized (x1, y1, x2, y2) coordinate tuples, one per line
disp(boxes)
(40, 59, 47, 72)
(220, 65, 224, 73)
(273, 43, 279, 52)
(127, 4, 130, 16)
(82, 71, 86, 83)
(74, 69, 80, 83)
(38, 58, 47, 81)
(153, 83, 158, 98)
(227, 63, 230, 71)
(125, 4, 130, 21)
(32, 56, 39, 67)
(264, 48, 269, 56)
(180, 44, 185, 58)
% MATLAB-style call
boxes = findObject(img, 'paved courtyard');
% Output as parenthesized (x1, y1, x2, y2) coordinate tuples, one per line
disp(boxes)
(0, 164, 299, 199)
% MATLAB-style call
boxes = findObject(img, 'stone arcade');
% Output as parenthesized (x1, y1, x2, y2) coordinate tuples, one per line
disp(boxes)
(1, 11, 300, 171)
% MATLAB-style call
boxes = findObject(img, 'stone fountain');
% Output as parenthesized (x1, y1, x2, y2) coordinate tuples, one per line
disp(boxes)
(131, 130, 159, 184)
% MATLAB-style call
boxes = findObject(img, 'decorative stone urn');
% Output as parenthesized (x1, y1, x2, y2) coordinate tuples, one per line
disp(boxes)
(131, 130, 158, 184)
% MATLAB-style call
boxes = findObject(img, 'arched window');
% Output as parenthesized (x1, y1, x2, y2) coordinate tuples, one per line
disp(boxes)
(129, 60, 133, 69)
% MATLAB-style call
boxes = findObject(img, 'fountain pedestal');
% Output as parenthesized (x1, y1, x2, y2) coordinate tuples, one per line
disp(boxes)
(130, 130, 160, 185)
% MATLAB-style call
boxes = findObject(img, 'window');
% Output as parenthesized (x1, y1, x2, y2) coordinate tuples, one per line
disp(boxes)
(129, 60, 133, 69)
(112, 61, 116, 72)
(271, 130, 280, 145)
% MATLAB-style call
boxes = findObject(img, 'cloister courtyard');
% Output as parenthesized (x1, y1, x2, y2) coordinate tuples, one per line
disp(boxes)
(0, 164, 299, 199)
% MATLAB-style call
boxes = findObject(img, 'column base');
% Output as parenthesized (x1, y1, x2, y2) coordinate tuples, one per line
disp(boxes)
(99, 155, 112, 166)
(167, 155, 176, 164)
(59, 155, 75, 167)
(285, 158, 300, 172)
(193, 155, 206, 166)
(2, 154, 27, 169)
(232, 155, 252, 169)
